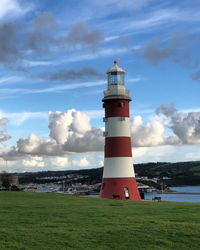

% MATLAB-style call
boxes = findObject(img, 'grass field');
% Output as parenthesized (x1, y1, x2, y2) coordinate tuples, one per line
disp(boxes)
(0, 192, 200, 250)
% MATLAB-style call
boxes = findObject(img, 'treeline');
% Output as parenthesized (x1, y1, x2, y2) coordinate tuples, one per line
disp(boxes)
(15, 161, 200, 186)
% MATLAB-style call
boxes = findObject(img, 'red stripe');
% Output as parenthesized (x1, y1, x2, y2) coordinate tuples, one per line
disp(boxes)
(104, 99, 130, 118)
(105, 137, 132, 157)
(100, 177, 141, 201)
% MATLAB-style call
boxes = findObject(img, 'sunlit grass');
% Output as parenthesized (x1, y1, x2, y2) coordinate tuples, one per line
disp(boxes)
(0, 192, 200, 250)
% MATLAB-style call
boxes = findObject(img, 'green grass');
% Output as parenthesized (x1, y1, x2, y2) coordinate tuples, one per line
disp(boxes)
(0, 192, 200, 250)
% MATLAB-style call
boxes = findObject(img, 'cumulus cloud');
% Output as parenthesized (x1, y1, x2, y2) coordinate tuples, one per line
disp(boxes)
(48, 110, 74, 145)
(0, 109, 103, 160)
(156, 103, 200, 144)
(49, 109, 103, 152)
(39, 67, 104, 82)
(1, 105, 200, 162)
(48, 109, 92, 144)
(17, 133, 63, 156)
(62, 127, 104, 152)
(131, 115, 164, 146)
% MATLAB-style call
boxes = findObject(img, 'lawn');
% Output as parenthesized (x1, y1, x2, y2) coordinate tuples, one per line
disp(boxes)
(0, 192, 200, 250)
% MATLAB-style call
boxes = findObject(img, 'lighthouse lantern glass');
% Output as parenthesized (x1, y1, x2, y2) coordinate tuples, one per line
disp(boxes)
(108, 72, 124, 85)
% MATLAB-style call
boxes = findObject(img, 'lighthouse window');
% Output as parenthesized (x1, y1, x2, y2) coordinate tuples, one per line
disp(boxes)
(109, 72, 124, 85)
(118, 102, 125, 107)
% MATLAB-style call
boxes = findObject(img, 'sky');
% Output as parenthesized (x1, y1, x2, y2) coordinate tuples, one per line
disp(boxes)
(0, 0, 200, 173)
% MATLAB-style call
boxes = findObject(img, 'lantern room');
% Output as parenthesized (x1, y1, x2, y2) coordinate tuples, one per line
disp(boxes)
(107, 60, 125, 86)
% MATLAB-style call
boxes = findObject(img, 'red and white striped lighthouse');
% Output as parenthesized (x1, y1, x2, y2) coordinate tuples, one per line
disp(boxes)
(100, 60, 141, 201)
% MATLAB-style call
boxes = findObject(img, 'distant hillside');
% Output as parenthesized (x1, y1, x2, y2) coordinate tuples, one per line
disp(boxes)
(15, 161, 200, 187)
(135, 161, 200, 186)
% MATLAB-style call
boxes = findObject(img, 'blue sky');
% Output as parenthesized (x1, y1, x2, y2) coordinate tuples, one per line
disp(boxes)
(0, 0, 200, 172)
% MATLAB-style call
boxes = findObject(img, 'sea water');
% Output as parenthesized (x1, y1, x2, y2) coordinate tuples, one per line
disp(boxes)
(145, 186, 200, 203)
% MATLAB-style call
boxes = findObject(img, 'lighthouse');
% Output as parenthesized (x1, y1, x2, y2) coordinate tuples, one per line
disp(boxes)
(100, 60, 141, 201)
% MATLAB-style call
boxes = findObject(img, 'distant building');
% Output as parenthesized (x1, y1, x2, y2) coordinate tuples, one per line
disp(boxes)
(137, 182, 156, 193)
(0, 173, 19, 188)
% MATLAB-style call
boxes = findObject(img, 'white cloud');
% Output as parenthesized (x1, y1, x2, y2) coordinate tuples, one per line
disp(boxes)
(0, 75, 141, 98)
(18, 133, 41, 154)
(0, 80, 106, 97)
(126, 9, 178, 31)
(72, 157, 90, 167)
(1, 105, 200, 163)
(156, 103, 200, 144)
(133, 145, 200, 164)
(49, 109, 103, 152)
(90, 0, 151, 10)
(48, 109, 91, 144)
(0, 0, 33, 20)
(24, 47, 136, 68)
(51, 157, 69, 167)
(62, 127, 104, 153)
(0, 76, 22, 86)
(0, 111, 47, 126)
(0, 117, 11, 143)
(0, 109, 103, 160)
(16, 133, 63, 156)
(132, 147, 148, 158)
(22, 156, 45, 167)
(131, 115, 165, 146)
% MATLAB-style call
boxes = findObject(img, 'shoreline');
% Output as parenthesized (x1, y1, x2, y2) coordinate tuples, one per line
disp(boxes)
(157, 191, 200, 195)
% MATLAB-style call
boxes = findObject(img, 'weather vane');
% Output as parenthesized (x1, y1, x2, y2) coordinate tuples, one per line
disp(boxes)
(114, 56, 120, 64)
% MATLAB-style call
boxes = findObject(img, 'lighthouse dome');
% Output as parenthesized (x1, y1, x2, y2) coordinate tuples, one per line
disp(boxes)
(107, 60, 125, 74)
(107, 60, 125, 85)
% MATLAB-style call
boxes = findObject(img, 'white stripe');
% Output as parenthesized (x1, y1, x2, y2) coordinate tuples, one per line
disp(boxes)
(103, 157, 135, 178)
(105, 117, 131, 137)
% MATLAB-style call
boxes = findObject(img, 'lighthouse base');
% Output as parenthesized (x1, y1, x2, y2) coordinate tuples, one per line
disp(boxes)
(100, 177, 141, 201)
